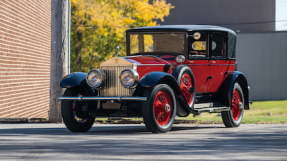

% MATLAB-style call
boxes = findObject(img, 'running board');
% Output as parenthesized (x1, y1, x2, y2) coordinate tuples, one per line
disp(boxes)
(195, 107, 229, 113)
(194, 103, 229, 113)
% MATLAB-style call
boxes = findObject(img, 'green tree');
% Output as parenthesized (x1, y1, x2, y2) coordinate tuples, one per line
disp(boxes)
(71, 0, 173, 72)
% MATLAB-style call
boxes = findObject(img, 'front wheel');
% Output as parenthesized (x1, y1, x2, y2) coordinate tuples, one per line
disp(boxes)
(61, 88, 95, 132)
(142, 84, 176, 133)
(221, 83, 245, 127)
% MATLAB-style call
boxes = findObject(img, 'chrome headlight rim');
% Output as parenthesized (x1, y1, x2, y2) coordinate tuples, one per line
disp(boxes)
(176, 55, 186, 63)
(119, 69, 139, 88)
(86, 69, 105, 88)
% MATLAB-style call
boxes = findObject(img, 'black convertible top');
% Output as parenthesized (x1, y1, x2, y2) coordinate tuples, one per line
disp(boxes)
(127, 25, 236, 36)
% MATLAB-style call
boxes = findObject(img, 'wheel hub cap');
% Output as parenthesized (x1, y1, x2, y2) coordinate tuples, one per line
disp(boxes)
(153, 90, 173, 126)
(165, 104, 171, 112)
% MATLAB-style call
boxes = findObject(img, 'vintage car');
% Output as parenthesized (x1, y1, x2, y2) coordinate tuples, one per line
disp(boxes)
(59, 25, 250, 133)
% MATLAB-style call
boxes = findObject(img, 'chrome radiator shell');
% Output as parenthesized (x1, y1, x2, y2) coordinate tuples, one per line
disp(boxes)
(99, 65, 134, 96)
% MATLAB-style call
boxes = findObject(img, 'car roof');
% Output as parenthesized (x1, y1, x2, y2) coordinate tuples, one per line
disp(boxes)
(127, 25, 237, 36)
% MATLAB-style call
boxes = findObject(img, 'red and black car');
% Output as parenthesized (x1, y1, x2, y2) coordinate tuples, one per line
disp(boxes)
(59, 25, 250, 133)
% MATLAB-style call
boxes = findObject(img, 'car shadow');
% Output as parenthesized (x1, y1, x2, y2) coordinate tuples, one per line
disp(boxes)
(0, 124, 286, 161)
(0, 124, 224, 136)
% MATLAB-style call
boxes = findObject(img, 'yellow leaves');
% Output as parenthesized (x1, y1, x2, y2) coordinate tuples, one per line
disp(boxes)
(72, 0, 173, 35)
(133, 1, 153, 21)
(123, 17, 135, 24)
(71, 0, 173, 72)
(153, 0, 174, 21)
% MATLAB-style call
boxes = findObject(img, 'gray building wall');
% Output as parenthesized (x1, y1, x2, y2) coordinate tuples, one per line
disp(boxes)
(237, 32, 287, 100)
(163, 0, 275, 32)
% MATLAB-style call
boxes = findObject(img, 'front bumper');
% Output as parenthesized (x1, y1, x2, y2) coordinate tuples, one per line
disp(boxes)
(58, 96, 147, 101)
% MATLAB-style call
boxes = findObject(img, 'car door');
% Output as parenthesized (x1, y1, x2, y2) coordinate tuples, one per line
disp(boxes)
(207, 31, 230, 92)
(186, 31, 211, 93)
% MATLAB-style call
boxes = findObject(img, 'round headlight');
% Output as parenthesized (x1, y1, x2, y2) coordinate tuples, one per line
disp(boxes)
(120, 69, 139, 88)
(86, 69, 105, 88)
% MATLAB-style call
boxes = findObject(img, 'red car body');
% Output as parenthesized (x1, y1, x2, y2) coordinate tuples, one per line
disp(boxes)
(60, 25, 250, 133)
(125, 55, 236, 93)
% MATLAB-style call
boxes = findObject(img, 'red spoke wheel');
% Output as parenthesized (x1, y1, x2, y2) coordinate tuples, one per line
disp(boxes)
(231, 89, 243, 121)
(221, 83, 245, 127)
(143, 84, 176, 133)
(179, 73, 195, 106)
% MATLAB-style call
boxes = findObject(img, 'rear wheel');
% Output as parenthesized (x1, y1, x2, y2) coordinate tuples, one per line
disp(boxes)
(221, 83, 245, 127)
(61, 88, 95, 132)
(143, 84, 176, 133)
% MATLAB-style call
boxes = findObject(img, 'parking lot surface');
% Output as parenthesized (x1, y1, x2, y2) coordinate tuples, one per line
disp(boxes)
(0, 123, 286, 161)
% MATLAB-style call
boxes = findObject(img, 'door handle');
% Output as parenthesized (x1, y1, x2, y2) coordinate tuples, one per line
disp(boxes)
(207, 76, 213, 80)
(210, 60, 217, 64)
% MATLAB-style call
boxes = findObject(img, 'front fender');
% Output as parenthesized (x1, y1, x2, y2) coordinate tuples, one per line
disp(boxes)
(60, 72, 87, 88)
(139, 72, 178, 88)
(137, 72, 195, 116)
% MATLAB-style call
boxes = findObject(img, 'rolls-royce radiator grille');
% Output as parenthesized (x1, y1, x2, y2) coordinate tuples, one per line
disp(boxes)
(100, 66, 133, 96)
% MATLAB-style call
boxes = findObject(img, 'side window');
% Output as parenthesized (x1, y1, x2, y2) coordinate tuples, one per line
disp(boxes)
(189, 32, 208, 59)
(210, 32, 227, 58)
(228, 33, 236, 58)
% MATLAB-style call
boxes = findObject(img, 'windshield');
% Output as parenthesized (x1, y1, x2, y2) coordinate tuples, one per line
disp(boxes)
(128, 32, 185, 55)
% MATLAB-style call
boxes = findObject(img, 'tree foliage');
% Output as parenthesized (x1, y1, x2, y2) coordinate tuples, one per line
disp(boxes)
(71, 0, 173, 72)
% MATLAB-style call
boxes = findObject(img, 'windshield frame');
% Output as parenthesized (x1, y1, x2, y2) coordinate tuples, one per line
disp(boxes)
(126, 31, 188, 56)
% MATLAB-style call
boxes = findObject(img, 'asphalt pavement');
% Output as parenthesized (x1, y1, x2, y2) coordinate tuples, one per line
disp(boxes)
(0, 123, 286, 161)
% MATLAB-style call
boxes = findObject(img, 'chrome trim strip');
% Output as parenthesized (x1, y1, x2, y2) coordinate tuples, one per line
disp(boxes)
(187, 64, 209, 66)
(136, 64, 166, 66)
(58, 96, 147, 101)
(187, 64, 235, 66)
(208, 64, 236, 66)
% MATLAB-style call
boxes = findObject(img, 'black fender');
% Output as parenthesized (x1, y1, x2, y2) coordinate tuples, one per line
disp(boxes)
(216, 71, 250, 109)
(136, 72, 196, 116)
(60, 72, 97, 97)
(139, 72, 177, 88)
(60, 72, 87, 88)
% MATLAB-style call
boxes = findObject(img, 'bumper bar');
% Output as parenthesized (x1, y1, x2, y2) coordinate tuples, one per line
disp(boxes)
(58, 96, 147, 101)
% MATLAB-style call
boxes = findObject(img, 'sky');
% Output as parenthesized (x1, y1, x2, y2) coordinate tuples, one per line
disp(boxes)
(276, 0, 287, 31)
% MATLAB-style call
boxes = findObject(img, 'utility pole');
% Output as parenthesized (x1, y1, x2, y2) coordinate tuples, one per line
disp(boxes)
(49, 0, 71, 122)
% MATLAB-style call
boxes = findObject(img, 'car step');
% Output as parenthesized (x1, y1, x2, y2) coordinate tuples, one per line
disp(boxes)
(196, 107, 229, 113)
(194, 103, 229, 113)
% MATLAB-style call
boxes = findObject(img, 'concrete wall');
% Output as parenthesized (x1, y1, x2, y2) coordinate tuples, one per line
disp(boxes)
(237, 32, 287, 100)
(163, 0, 276, 33)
